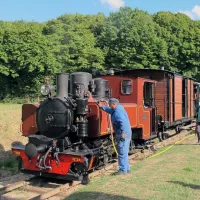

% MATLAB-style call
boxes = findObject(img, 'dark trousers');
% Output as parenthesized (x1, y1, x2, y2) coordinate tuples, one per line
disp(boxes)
(197, 125, 200, 142)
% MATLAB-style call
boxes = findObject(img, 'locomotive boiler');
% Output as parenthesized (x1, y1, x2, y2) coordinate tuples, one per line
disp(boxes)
(12, 69, 197, 184)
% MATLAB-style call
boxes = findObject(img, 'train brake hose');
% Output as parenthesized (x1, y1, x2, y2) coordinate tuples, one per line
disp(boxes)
(104, 100, 118, 156)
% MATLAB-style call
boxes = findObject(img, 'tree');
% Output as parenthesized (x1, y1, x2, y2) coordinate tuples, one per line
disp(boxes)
(0, 21, 59, 97)
(1, 8, 200, 99)
(98, 7, 168, 70)
(153, 12, 200, 76)
(43, 14, 105, 73)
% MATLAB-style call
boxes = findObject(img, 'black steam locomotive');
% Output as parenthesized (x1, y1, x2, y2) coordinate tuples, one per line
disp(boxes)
(13, 72, 114, 184)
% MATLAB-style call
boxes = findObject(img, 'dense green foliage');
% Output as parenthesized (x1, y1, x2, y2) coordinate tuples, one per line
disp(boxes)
(0, 7, 200, 99)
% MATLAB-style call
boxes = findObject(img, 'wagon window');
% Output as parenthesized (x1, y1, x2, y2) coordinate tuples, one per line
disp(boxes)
(121, 80, 132, 94)
(143, 82, 153, 108)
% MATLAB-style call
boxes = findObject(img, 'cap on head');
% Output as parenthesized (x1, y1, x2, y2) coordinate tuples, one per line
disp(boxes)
(109, 98, 119, 105)
(44, 77, 50, 84)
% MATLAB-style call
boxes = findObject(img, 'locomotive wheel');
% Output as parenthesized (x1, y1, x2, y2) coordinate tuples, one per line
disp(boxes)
(157, 132, 163, 142)
(129, 140, 136, 155)
(175, 126, 181, 134)
(81, 174, 90, 185)
(157, 132, 169, 142)
(96, 165, 104, 170)
(162, 132, 169, 140)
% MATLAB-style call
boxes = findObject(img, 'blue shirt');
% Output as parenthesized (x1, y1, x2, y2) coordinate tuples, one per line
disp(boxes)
(101, 104, 132, 138)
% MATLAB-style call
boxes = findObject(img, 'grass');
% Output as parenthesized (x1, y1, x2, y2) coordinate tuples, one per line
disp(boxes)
(0, 103, 27, 177)
(0, 156, 18, 175)
(66, 135, 200, 200)
(0, 103, 22, 109)
(0, 103, 27, 151)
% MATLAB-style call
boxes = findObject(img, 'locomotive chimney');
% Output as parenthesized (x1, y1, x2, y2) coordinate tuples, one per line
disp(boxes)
(56, 73, 69, 98)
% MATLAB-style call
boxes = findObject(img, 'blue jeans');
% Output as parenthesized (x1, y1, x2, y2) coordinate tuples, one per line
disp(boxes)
(117, 138, 130, 173)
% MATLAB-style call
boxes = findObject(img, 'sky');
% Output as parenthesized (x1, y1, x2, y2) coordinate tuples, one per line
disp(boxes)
(0, 0, 199, 22)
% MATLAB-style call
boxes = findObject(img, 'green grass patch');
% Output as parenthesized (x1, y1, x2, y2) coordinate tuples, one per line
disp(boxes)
(66, 135, 200, 200)
(183, 167, 193, 172)
(0, 156, 18, 174)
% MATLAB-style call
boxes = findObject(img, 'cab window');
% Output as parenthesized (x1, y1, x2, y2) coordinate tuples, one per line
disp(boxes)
(143, 82, 153, 108)
(121, 80, 132, 94)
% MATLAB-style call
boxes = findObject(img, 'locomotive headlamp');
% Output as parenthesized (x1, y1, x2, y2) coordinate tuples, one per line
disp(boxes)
(41, 84, 50, 96)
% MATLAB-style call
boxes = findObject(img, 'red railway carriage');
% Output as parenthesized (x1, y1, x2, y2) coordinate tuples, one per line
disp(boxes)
(114, 69, 195, 131)
(12, 69, 196, 183)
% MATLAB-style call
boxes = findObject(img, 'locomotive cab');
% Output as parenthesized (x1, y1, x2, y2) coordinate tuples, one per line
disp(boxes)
(101, 74, 157, 141)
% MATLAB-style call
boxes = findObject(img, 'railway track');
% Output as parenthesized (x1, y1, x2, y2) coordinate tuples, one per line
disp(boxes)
(0, 123, 195, 200)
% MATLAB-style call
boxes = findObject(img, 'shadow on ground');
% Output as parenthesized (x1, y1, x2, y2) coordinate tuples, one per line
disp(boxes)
(0, 141, 23, 158)
(0, 141, 23, 179)
(65, 192, 141, 200)
(169, 181, 200, 190)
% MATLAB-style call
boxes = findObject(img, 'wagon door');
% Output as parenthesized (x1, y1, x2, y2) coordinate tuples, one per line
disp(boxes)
(182, 78, 188, 118)
(173, 75, 183, 121)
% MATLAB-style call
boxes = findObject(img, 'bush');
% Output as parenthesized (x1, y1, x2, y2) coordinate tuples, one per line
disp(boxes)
(0, 96, 39, 104)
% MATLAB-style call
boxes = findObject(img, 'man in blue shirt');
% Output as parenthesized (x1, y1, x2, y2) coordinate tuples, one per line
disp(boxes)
(98, 98, 132, 175)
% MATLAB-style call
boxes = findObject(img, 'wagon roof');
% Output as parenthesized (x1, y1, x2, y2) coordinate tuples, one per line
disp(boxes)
(114, 68, 196, 80)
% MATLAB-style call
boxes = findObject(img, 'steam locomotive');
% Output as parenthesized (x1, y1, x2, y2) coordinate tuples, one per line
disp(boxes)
(12, 69, 198, 184)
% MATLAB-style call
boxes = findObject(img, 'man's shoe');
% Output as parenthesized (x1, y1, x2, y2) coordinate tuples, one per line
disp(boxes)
(127, 170, 131, 173)
(113, 171, 127, 176)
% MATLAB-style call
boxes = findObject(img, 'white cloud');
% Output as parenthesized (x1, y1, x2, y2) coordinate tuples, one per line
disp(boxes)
(180, 11, 195, 19)
(179, 5, 200, 20)
(100, 0, 125, 10)
(192, 5, 200, 18)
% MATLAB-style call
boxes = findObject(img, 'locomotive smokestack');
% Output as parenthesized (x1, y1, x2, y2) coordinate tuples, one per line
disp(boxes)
(56, 73, 69, 98)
